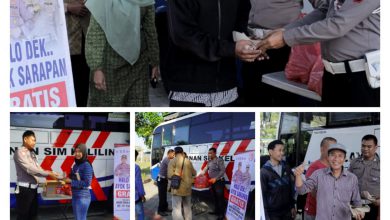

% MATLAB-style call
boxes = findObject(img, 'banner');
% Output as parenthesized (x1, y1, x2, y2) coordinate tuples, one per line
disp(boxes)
(226, 151, 255, 220)
(10, 0, 76, 107)
(114, 145, 130, 220)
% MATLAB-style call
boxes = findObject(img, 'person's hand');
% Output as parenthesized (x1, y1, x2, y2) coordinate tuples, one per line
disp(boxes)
(208, 178, 217, 184)
(373, 198, 380, 206)
(291, 208, 297, 219)
(256, 29, 286, 56)
(293, 163, 305, 177)
(235, 40, 262, 62)
(354, 210, 365, 220)
(48, 171, 59, 180)
(141, 196, 146, 203)
(67, 1, 89, 17)
(64, 178, 72, 184)
(93, 69, 107, 91)
(151, 66, 160, 79)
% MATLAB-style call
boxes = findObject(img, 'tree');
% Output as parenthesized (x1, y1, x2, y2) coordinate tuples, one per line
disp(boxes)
(135, 112, 165, 147)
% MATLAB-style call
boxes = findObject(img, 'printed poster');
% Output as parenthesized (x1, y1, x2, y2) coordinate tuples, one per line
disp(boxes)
(10, 0, 76, 107)
(226, 151, 255, 220)
(114, 145, 130, 220)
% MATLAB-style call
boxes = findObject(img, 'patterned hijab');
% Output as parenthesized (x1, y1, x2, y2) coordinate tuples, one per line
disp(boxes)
(86, 0, 155, 65)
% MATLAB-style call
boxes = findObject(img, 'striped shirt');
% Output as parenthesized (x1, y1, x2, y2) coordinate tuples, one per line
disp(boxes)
(297, 167, 361, 220)
(169, 87, 238, 107)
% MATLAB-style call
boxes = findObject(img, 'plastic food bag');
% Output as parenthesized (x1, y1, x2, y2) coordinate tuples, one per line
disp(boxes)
(194, 174, 210, 189)
(285, 43, 324, 95)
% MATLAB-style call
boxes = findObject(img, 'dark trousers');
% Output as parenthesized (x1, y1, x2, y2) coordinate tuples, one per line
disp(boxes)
(322, 69, 380, 107)
(169, 99, 237, 107)
(362, 204, 379, 220)
(268, 209, 293, 220)
(16, 186, 38, 220)
(211, 180, 226, 216)
(157, 177, 169, 212)
(241, 46, 298, 107)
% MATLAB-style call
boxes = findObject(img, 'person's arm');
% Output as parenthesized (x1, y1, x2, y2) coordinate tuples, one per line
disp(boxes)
(135, 165, 145, 197)
(14, 149, 49, 177)
(142, 5, 160, 69)
(167, 0, 236, 61)
(71, 163, 93, 188)
(167, 159, 175, 179)
(234, 0, 251, 33)
(284, 3, 329, 30)
(351, 176, 362, 207)
(294, 164, 318, 194)
(283, 0, 380, 46)
(85, 16, 107, 90)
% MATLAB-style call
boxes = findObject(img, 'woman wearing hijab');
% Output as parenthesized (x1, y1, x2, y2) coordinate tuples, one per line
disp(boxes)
(64, 144, 93, 220)
(85, 0, 160, 106)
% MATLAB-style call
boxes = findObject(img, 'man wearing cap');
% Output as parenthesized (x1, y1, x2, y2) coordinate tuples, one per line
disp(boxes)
(114, 154, 130, 177)
(304, 137, 337, 220)
(257, 0, 380, 107)
(349, 135, 380, 220)
(157, 149, 175, 216)
(294, 143, 364, 220)
(168, 147, 196, 220)
(14, 130, 59, 220)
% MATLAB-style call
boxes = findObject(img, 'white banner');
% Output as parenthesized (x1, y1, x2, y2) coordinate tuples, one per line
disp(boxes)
(10, 0, 76, 107)
(114, 145, 130, 220)
(226, 151, 255, 220)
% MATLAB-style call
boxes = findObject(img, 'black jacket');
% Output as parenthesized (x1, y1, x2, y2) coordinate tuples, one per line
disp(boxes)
(261, 160, 296, 218)
(164, 0, 251, 93)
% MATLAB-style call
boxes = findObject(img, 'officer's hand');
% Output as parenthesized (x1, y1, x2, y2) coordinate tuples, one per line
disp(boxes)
(48, 171, 59, 180)
(293, 163, 305, 177)
(67, 2, 89, 17)
(64, 178, 72, 184)
(208, 178, 217, 184)
(151, 66, 160, 79)
(94, 69, 107, 91)
(257, 29, 285, 54)
(235, 40, 262, 62)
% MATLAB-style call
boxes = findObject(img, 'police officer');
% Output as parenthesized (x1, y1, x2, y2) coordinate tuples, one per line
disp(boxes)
(14, 130, 59, 220)
(349, 135, 380, 220)
(157, 149, 175, 216)
(202, 148, 226, 220)
(257, 0, 380, 107)
(114, 154, 130, 177)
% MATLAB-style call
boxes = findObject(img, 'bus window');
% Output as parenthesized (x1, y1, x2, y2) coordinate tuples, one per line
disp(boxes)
(162, 125, 173, 146)
(280, 113, 299, 135)
(301, 113, 326, 131)
(173, 119, 190, 145)
(328, 113, 380, 126)
(152, 133, 163, 166)
(231, 113, 255, 140)
(189, 118, 231, 144)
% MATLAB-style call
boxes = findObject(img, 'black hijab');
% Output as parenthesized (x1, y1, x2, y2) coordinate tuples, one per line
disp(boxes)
(75, 144, 88, 165)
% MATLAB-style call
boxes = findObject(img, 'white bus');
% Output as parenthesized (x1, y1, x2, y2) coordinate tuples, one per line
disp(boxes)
(10, 112, 130, 208)
(272, 112, 380, 168)
(150, 112, 256, 218)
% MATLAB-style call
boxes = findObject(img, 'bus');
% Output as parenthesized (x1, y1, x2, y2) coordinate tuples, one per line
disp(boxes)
(150, 112, 256, 216)
(272, 112, 380, 168)
(10, 112, 130, 208)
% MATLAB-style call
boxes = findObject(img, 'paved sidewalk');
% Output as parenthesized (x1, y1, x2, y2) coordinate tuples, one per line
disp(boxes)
(149, 81, 169, 107)
(143, 180, 217, 220)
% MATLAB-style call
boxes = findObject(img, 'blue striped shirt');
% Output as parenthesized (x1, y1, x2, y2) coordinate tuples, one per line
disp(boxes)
(297, 167, 361, 220)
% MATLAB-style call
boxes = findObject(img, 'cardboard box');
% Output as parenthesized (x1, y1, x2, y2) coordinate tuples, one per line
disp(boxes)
(43, 180, 64, 197)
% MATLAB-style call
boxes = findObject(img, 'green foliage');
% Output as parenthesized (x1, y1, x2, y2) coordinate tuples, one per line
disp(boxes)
(260, 112, 281, 139)
(135, 112, 165, 147)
